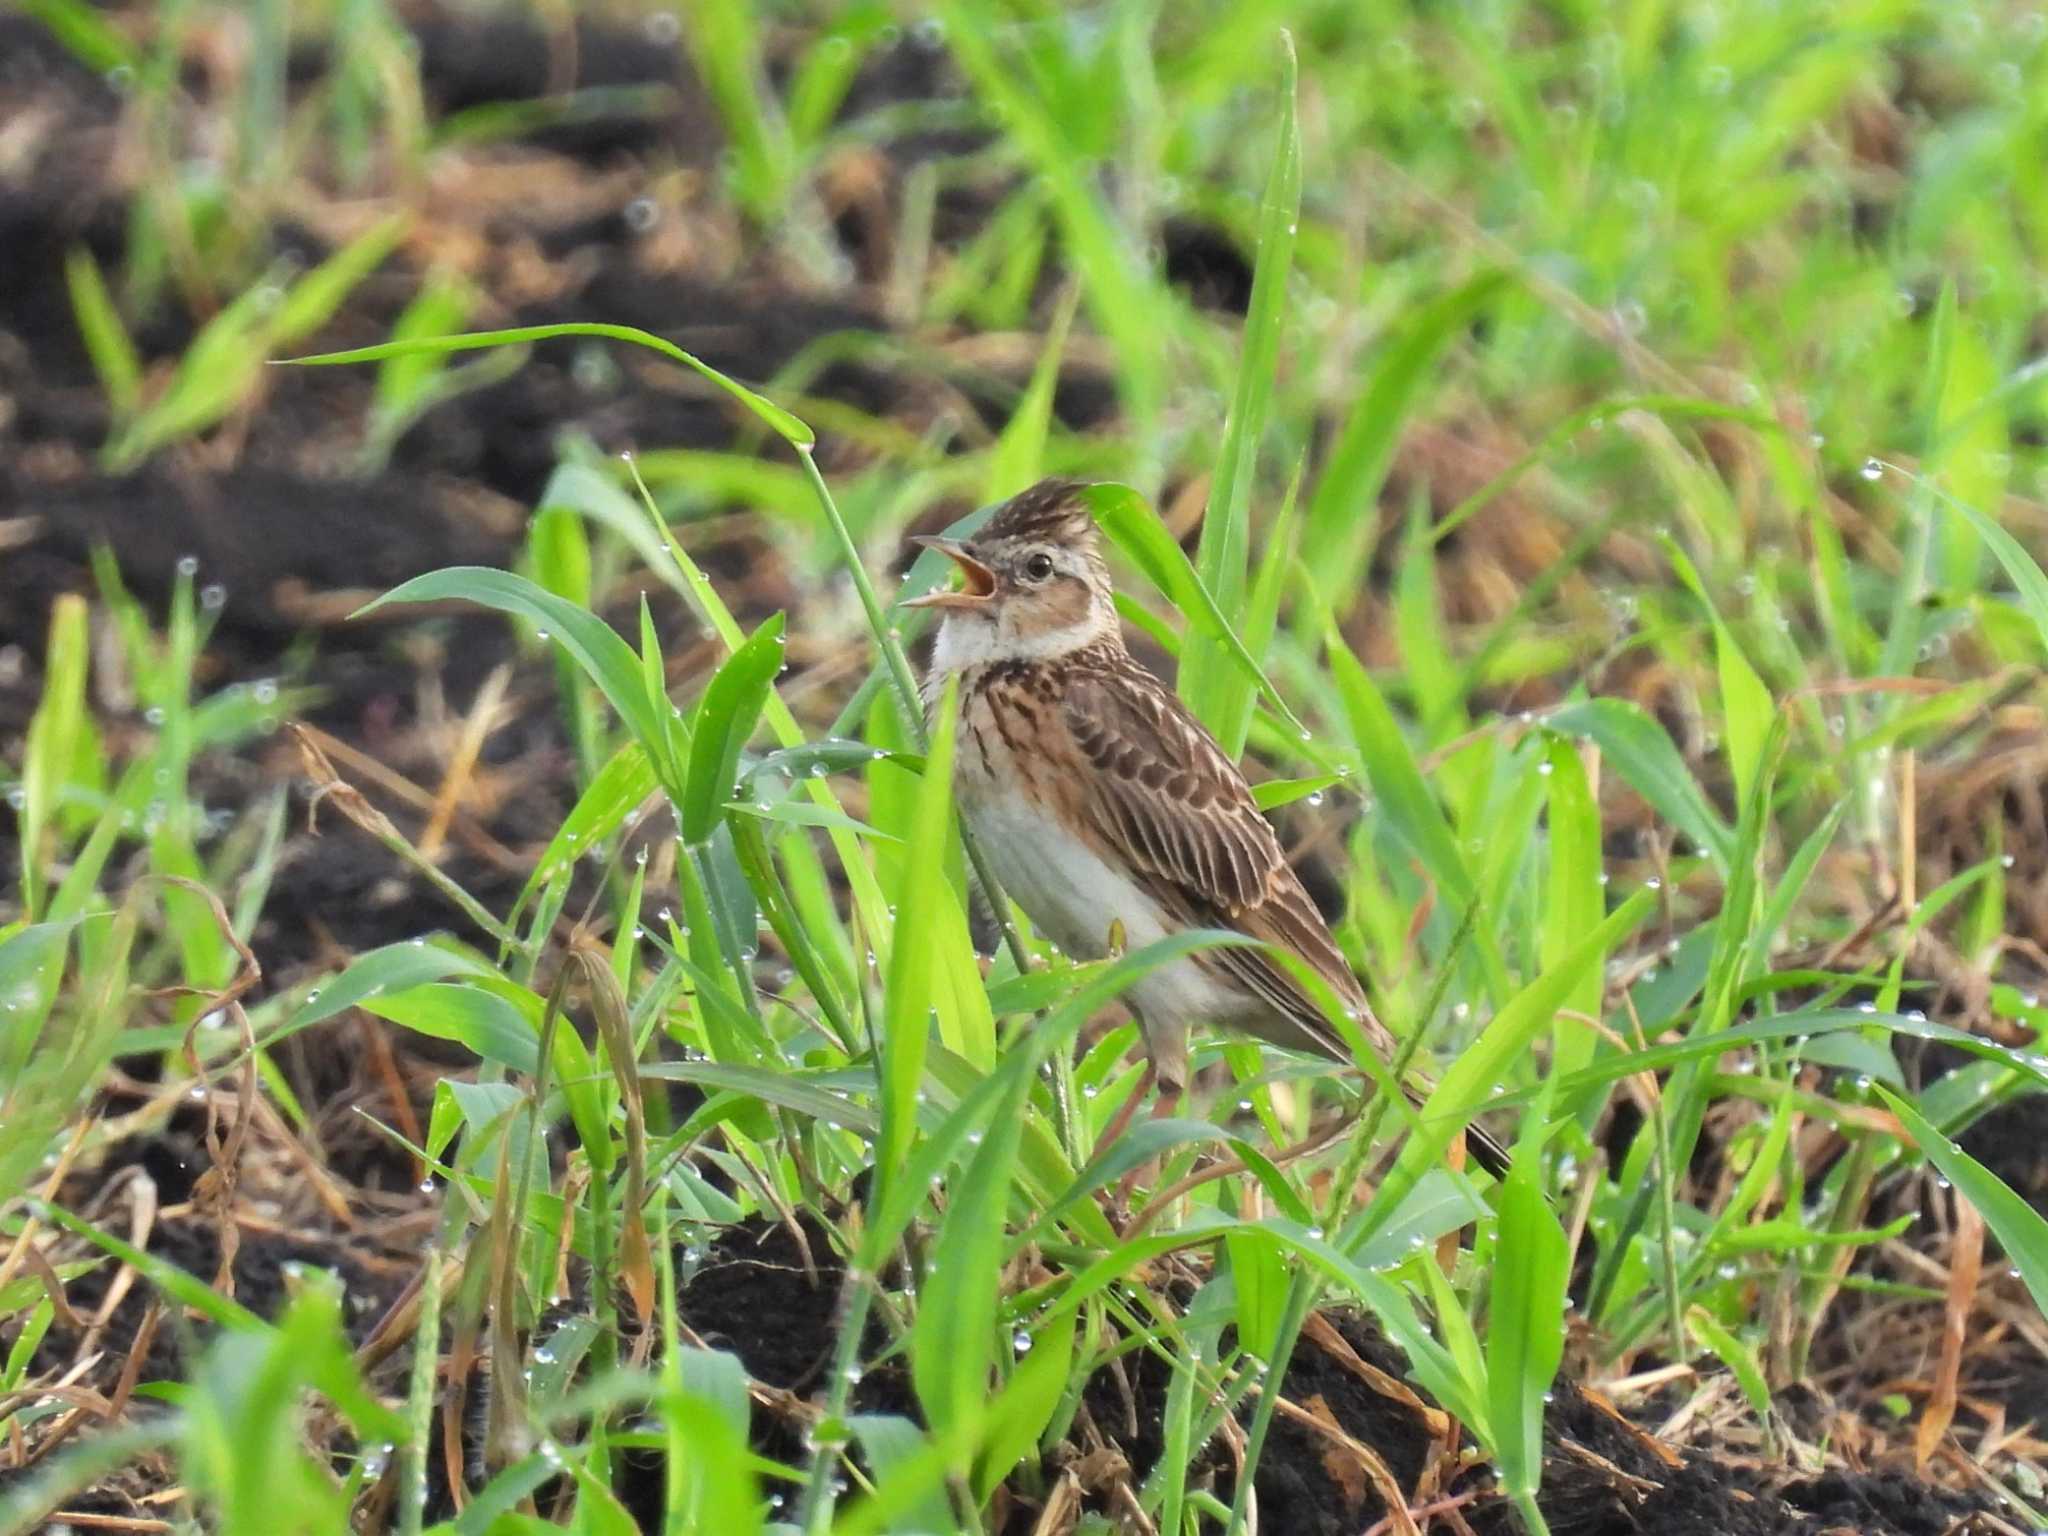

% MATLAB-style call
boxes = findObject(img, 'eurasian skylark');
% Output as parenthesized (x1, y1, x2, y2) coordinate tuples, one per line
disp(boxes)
(906, 477, 1508, 1176)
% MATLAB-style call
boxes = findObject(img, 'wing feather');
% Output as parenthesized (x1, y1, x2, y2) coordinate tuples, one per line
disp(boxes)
(1046, 649, 1503, 1173)
(1059, 659, 1379, 1058)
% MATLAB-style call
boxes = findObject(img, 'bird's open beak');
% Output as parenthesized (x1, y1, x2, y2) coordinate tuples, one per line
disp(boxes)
(903, 536, 997, 610)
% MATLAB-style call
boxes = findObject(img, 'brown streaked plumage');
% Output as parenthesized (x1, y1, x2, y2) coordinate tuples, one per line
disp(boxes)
(906, 477, 1507, 1176)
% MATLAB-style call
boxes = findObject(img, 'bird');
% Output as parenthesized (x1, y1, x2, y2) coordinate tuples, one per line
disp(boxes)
(903, 476, 1509, 1178)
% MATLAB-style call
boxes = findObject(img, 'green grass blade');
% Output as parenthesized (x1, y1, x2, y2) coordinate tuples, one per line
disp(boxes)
(909, 1055, 1029, 1476)
(972, 1301, 1077, 1501)
(34, 1198, 265, 1331)
(1323, 621, 1509, 994)
(985, 286, 1076, 501)
(63, 247, 141, 420)
(875, 678, 959, 1219)
(270, 214, 409, 345)
(1181, 33, 1298, 753)
(515, 743, 660, 911)
(679, 0, 796, 228)
(1488, 1167, 1570, 1505)
(20, 0, 139, 71)
(17, 595, 92, 920)
(1686, 1306, 1775, 1430)
(934, 0, 1170, 424)
(1387, 892, 1653, 1197)
(1880, 1089, 2048, 1326)
(357, 567, 668, 779)
(1545, 699, 1736, 871)
(1326, 625, 1467, 898)
(0, 1424, 177, 1536)
(365, 981, 608, 1157)
(1304, 272, 1509, 608)
(1085, 483, 1306, 739)
(848, 1416, 954, 1535)
(1664, 538, 1775, 811)
(1921, 474, 2048, 661)
(647, 1061, 878, 1136)
(1542, 735, 1605, 1085)
(680, 613, 786, 846)
(271, 940, 496, 1041)
(279, 323, 814, 446)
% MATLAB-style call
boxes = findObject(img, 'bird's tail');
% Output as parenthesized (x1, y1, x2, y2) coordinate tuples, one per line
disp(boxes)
(1462, 1118, 1512, 1179)
(1404, 1085, 1512, 1179)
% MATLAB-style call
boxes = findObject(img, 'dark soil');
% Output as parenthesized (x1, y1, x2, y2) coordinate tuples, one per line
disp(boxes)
(672, 1213, 2002, 1536)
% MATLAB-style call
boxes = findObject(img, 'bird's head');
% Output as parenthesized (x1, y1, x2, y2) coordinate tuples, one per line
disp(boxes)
(905, 478, 1120, 669)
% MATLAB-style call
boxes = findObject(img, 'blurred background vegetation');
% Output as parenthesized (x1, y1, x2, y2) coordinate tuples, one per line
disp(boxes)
(3, 1, 2048, 1533)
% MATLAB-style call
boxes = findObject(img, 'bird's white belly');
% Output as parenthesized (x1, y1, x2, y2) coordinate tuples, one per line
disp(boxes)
(962, 789, 1234, 1027)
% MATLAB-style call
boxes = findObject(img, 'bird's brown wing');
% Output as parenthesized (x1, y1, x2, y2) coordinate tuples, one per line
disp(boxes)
(1059, 654, 1512, 1178)
(1059, 656, 1379, 1061)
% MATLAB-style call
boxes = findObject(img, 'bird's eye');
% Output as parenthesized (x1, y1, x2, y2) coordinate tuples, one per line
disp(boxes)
(1023, 552, 1056, 581)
